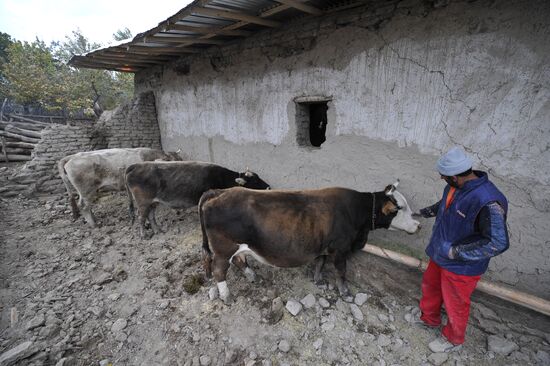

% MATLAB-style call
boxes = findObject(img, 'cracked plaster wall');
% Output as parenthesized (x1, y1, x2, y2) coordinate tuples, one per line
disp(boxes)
(135, 0, 550, 297)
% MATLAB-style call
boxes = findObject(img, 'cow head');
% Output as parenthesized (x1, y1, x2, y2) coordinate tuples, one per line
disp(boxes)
(161, 149, 184, 161)
(379, 180, 421, 234)
(235, 168, 271, 190)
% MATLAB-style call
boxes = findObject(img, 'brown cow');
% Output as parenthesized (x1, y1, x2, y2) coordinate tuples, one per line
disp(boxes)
(199, 182, 420, 303)
(58, 148, 180, 227)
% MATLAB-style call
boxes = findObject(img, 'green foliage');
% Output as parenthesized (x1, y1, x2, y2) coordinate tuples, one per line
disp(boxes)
(0, 32, 14, 98)
(0, 30, 134, 115)
(113, 27, 133, 42)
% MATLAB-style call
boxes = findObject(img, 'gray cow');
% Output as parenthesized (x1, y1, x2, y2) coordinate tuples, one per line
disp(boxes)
(58, 147, 180, 227)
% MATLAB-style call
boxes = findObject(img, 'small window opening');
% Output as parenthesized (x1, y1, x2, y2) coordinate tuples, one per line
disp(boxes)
(295, 101, 328, 148)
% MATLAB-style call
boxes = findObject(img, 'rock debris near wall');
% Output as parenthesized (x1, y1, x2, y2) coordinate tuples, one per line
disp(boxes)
(0, 92, 161, 197)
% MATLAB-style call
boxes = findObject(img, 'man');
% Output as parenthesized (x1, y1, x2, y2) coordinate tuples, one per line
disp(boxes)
(414, 147, 509, 352)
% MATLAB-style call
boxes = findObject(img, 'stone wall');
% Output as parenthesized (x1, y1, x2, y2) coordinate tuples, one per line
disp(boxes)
(135, 0, 550, 297)
(95, 92, 161, 149)
(3, 91, 161, 195)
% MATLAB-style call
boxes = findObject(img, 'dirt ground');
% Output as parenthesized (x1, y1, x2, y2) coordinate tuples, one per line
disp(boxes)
(1, 164, 550, 365)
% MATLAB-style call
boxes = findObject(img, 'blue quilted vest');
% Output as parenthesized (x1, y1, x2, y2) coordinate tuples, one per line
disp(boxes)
(425, 171, 508, 276)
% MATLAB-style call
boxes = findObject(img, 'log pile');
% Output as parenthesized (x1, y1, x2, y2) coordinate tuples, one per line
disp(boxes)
(0, 114, 49, 162)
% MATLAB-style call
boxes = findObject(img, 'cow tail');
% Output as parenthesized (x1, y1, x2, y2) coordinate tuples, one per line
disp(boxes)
(124, 165, 136, 225)
(57, 157, 79, 219)
(198, 189, 223, 278)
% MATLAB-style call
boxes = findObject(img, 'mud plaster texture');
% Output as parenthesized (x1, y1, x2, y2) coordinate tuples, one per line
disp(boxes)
(135, 0, 550, 297)
(1, 92, 161, 196)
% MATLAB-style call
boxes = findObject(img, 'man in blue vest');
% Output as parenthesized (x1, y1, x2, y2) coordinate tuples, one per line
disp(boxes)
(414, 147, 509, 352)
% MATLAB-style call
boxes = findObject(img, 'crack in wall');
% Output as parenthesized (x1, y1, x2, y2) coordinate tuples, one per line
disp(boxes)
(377, 35, 539, 211)
(378, 34, 476, 113)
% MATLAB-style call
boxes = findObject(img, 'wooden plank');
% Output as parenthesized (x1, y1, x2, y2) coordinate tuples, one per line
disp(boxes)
(102, 51, 176, 61)
(70, 61, 141, 73)
(4, 141, 35, 149)
(89, 54, 162, 65)
(260, 4, 292, 17)
(0, 130, 40, 143)
(167, 23, 251, 37)
(77, 57, 152, 68)
(145, 35, 225, 45)
(0, 137, 8, 162)
(0, 121, 44, 132)
(276, 0, 323, 15)
(192, 7, 281, 28)
(2, 125, 42, 139)
(128, 45, 202, 54)
(4, 154, 31, 161)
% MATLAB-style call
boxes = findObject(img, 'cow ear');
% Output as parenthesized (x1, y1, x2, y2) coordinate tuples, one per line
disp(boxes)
(384, 185, 394, 196)
(235, 177, 246, 186)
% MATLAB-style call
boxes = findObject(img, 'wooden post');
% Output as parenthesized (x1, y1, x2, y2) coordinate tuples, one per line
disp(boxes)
(362, 243, 550, 317)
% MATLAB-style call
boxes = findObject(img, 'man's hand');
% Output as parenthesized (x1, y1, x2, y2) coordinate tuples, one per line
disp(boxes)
(448, 247, 455, 259)
(413, 208, 433, 218)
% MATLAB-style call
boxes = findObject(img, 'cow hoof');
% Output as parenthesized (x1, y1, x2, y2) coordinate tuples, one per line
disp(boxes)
(220, 295, 232, 304)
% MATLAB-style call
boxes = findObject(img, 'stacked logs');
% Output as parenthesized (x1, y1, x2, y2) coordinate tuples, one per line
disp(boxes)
(0, 114, 49, 162)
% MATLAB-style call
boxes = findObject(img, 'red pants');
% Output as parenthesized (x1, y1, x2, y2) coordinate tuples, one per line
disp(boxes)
(419, 260, 481, 345)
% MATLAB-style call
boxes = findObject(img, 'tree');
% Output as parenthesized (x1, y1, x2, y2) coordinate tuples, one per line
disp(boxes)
(1, 29, 133, 116)
(113, 27, 133, 42)
(0, 32, 14, 98)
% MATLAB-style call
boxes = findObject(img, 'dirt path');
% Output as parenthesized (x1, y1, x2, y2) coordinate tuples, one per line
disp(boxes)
(1, 191, 549, 366)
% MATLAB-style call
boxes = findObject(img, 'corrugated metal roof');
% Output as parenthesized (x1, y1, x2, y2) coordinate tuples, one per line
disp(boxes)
(69, 0, 365, 73)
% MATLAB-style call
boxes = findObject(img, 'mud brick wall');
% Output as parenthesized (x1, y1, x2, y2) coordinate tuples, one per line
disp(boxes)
(4, 91, 162, 195)
(95, 91, 161, 150)
(7, 124, 97, 195)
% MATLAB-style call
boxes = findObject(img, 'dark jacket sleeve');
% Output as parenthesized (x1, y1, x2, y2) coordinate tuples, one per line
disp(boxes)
(419, 201, 441, 218)
(452, 202, 509, 261)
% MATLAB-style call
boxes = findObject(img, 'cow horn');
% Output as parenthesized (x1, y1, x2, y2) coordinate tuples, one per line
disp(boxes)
(244, 167, 253, 177)
(393, 179, 400, 188)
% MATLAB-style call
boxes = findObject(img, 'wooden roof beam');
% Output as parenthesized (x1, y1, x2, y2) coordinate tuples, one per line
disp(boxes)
(144, 35, 225, 45)
(102, 51, 176, 61)
(276, 0, 323, 16)
(71, 60, 142, 73)
(166, 23, 251, 37)
(76, 57, 152, 68)
(192, 7, 282, 28)
(127, 45, 202, 54)
(89, 54, 162, 65)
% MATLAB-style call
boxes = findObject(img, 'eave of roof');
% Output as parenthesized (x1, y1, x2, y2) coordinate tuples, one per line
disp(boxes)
(68, 0, 364, 73)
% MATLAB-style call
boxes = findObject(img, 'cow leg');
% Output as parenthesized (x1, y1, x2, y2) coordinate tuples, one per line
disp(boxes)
(78, 195, 96, 228)
(135, 201, 153, 238)
(232, 254, 256, 282)
(69, 193, 80, 220)
(333, 252, 351, 297)
(147, 205, 165, 234)
(202, 249, 213, 278)
(212, 254, 232, 303)
(313, 255, 327, 285)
